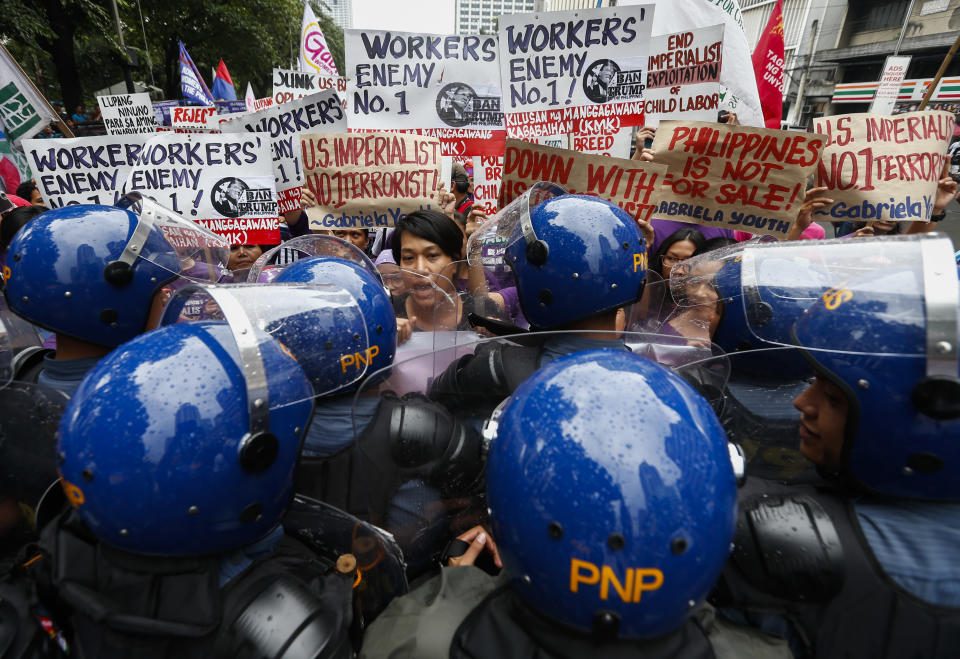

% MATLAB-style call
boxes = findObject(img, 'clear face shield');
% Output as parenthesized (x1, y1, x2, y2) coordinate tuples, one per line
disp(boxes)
(348, 330, 734, 578)
(245, 234, 381, 284)
(114, 192, 232, 286)
(160, 283, 371, 406)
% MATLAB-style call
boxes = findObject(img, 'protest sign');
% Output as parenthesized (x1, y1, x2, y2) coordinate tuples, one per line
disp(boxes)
(345, 30, 505, 157)
(215, 99, 249, 115)
(472, 155, 503, 214)
(124, 133, 280, 244)
(97, 93, 158, 135)
(220, 90, 346, 214)
(500, 139, 666, 222)
(23, 134, 150, 207)
(152, 100, 181, 126)
(171, 105, 219, 131)
(498, 5, 654, 140)
(650, 120, 826, 237)
(300, 131, 441, 229)
(644, 25, 723, 127)
(273, 67, 345, 105)
(813, 111, 953, 222)
(572, 125, 633, 157)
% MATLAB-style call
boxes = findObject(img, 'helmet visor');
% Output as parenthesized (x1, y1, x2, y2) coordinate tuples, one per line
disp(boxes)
(466, 182, 567, 266)
(246, 234, 379, 283)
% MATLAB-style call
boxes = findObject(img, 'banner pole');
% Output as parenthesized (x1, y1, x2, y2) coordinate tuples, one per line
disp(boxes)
(919, 31, 960, 110)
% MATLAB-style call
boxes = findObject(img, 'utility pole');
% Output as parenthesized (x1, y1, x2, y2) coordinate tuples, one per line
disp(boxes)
(787, 19, 819, 127)
(110, 0, 136, 93)
(894, 0, 918, 56)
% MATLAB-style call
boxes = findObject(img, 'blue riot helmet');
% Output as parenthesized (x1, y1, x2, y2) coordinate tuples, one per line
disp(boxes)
(274, 257, 397, 387)
(160, 282, 373, 398)
(486, 349, 737, 639)
(57, 316, 315, 556)
(246, 234, 380, 284)
(3, 199, 229, 347)
(466, 183, 647, 330)
(792, 234, 960, 500)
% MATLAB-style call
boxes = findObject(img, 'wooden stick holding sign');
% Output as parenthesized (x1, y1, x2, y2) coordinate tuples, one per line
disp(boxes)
(300, 131, 442, 230)
(500, 138, 667, 222)
(650, 120, 826, 238)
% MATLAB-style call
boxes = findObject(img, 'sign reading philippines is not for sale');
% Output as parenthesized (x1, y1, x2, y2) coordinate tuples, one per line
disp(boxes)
(497, 4, 654, 139)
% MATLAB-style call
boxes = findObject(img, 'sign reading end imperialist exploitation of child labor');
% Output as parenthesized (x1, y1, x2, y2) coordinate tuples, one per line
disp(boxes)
(345, 30, 505, 157)
(651, 120, 826, 237)
(500, 139, 667, 221)
(498, 5, 654, 140)
(644, 25, 723, 127)
(220, 90, 345, 215)
(124, 133, 280, 244)
(813, 111, 953, 222)
(301, 131, 441, 229)
(97, 93, 158, 135)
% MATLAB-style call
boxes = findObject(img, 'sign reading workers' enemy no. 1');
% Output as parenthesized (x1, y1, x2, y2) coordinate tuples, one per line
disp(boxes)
(498, 5, 654, 140)
(500, 139, 667, 222)
(650, 120, 826, 237)
(220, 90, 345, 215)
(813, 111, 952, 222)
(301, 131, 441, 229)
(345, 30, 505, 157)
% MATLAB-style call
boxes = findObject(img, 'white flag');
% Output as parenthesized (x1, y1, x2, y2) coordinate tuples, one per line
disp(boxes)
(620, 0, 764, 127)
(0, 44, 57, 145)
(245, 82, 256, 112)
(298, 3, 340, 77)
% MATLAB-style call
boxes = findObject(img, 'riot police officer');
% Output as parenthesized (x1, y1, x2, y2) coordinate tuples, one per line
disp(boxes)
(360, 349, 788, 658)
(714, 234, 960, 658)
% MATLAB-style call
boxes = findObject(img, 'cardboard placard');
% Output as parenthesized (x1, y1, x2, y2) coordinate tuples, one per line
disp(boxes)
(220, 90, 346, 215)
(472, 155, 503, 215)
(272, 67, 345, 105)
(124, 133, 280, 244)
(345, 30, 505, 157)
(500, 138, 666, 222)
(301, 131, 441, 229)
(650, 120, 826, 237)
(644, 25, 723, 127)
(813, 111, 952, 222)
(24, 134, 151, 207)
(97, 93, 158, 135)
(498, 5, 654, 139)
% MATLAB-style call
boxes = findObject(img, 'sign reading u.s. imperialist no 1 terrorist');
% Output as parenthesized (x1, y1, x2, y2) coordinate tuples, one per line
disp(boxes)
(345, 30, 505, 157)
(497, 4, 654, 140)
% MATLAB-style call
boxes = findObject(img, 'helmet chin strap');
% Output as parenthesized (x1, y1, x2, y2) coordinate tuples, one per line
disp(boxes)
(104, 206, 156, 287)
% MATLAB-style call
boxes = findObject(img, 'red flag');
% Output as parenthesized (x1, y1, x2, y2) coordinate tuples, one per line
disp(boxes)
(751, 0, 785, 129)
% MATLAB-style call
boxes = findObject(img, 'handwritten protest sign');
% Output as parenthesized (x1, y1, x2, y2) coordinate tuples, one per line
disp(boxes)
(498, 5, 654, 140)
(813, 111, 952, 222)
(124, 133, 279, 243)
(220, 90, 345, 214)
(472, 155, 503, 214)
(650, 120, 826, 237)
(170, 105, 220, 133)
(97, 93, 158, 135)
(300, 131, 441, 229)
(344, 30, 505, 157)
(23, 135, 150, 207)
(152, 100, 180, 126)
(645, 25, 723, 127)
(500, 139, 666, 222)
(272, 67, 345, 105)
(572, 126, 633, 157)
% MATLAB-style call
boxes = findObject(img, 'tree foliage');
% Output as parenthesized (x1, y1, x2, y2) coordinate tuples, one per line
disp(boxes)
(0, 0, 345, 107)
